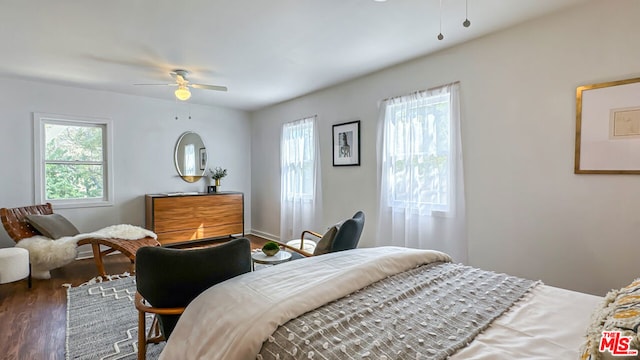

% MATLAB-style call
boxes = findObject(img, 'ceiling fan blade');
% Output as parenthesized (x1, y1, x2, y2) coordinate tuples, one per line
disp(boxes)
(191, 84, 228, 92)
(133, 83, 177, 86)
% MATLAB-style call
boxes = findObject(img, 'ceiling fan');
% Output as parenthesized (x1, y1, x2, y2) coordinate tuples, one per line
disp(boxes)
(134, 69, 227, 101)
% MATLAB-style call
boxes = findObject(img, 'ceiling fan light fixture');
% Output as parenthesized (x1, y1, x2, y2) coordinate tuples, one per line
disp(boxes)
(135, 69, 226, 99)
(175, 86, 191, 101)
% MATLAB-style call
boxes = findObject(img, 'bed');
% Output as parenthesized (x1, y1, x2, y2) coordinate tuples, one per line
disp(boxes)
(157, 246, 611, 360)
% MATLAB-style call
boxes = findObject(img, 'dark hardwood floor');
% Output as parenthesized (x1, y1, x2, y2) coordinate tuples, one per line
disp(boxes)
(0, 235, 269, 360)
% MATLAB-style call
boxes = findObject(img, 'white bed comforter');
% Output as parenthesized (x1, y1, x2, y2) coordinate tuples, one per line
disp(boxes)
(450, 284, 601, 359)
(159, 246, 452, 360)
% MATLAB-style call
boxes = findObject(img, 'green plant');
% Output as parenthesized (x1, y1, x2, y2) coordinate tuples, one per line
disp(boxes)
(262, 241, 280, 256)
(262, 241, 279, 251)
(209, 167, 228, 180)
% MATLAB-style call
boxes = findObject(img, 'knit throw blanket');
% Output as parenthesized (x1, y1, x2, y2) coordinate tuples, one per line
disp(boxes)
(258, 262, 538, 360)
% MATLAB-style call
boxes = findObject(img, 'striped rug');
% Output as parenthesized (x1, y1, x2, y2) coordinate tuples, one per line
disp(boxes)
(66, 275, 164, 359)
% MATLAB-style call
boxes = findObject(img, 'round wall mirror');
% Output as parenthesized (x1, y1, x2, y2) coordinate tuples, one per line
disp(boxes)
(174, 131, 207, 183)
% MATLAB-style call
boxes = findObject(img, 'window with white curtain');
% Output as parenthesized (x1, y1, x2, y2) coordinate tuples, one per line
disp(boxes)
(376, 83, 467, 262)
(280, 116, 322, 241)
(384, 91, 452, 213)
(281, 119, 315, 200)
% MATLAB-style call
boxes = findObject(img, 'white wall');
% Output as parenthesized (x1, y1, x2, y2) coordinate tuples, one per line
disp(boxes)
(0, 78, 252, 253)
(250, 0, 640, 296)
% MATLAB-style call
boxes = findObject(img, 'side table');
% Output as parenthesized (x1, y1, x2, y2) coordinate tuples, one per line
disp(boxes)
(251, 250, 292, 270)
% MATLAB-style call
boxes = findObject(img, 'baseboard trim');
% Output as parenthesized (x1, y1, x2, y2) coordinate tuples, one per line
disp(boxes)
(77, 232, 280, 259)
(76, 244, 94, 260)
(76, 244, 120, 260)
(249, 229, 279, 242)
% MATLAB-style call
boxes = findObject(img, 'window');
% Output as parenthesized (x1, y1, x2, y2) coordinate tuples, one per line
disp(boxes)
(376, 83, 465, 258)
(382, 87, 454, 213)
(34, 113, 113, 208)
(281, 117, 316, 200)
(280, 116, 322, 241)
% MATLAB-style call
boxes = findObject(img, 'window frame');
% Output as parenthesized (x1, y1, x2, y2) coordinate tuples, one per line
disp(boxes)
(281, 117, 316, 201)
(33, 112, 114, 209)
(383, 89, 454, 215)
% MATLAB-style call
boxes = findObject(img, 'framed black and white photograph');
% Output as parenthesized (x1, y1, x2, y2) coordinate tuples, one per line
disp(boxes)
(333, 120, 360, 166)
(199, 148, 207, 170)
(575, 77, 640, 174)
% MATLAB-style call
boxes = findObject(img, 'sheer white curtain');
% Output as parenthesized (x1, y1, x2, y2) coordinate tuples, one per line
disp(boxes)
(280, 116, 322, 242)
(376, 83, 467, 263)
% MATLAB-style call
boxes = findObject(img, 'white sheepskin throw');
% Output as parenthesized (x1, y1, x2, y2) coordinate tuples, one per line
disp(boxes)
(16, 224, 156, 279)
(16, 235, 78, 279)
(87, 224, 157, 240)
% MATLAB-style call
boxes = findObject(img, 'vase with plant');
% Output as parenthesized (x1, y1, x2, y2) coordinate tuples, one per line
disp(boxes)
(209, 167, 227, 189)
(261, 241, 280, 256)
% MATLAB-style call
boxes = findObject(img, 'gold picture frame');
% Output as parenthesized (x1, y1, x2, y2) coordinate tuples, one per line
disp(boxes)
(575, 77, 640, 174)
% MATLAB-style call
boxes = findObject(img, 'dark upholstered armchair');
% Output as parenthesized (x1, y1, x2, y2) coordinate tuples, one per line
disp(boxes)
(280, 211, 365, 259)
(134, 238, 251, 360)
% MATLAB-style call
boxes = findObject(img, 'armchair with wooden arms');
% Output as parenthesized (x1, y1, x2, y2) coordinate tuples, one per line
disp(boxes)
(279, 211, 365, 259)
(134, 237, 252, 360)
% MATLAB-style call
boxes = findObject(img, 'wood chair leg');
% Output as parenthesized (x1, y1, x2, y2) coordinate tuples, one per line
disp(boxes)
(147, 315, 165, 343)
(90, 243, 107, 277)
(138, 310, 146, 360)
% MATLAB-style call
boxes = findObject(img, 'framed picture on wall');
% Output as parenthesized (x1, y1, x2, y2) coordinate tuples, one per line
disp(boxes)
(199, 148, 207, 170)
(575, 77, 640, 174)
(333, 120, 360, 166)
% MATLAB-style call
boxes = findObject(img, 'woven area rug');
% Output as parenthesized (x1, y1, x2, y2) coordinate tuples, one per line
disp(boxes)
(66, 275, 164, 359)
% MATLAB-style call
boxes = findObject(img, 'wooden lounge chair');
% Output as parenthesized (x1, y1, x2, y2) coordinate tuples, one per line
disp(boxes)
(0, 203, 160, 277)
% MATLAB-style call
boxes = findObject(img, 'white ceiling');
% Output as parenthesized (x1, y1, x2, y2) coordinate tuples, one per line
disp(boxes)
(0, 0, 588, 111)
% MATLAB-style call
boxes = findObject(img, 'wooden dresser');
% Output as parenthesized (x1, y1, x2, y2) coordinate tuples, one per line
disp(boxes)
(145, 192, 244, 246)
